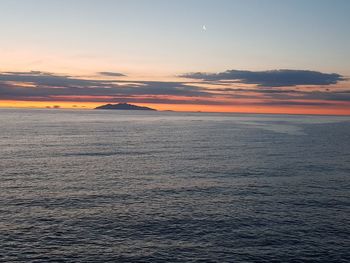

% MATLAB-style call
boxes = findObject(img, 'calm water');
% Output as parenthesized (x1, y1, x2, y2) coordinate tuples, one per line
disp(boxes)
(1, 109, 349, 262)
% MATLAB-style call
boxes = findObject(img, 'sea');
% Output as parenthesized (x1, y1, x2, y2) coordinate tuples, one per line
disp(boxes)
(0, 108, 349, 262)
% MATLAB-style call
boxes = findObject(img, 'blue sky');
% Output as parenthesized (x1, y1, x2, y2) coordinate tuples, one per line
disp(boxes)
(1, 0, 349, 75)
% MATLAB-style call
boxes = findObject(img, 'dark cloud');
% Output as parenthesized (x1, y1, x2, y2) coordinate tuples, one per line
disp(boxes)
(98, 71, 126, 77)
(1, 70, 350, 108)
(0, 71, 210, 101)
(209, 87, 350, 102)
(0, 71, 105, 87)
(301, 91, 350, 102)
(180, 69, 344, 87)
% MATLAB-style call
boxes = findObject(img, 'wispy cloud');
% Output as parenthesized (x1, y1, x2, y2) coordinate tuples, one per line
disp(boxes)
(98, 71, 126, 77)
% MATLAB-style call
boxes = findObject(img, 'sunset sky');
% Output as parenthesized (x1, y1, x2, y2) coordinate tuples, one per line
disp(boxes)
(1, 0, 350, 114)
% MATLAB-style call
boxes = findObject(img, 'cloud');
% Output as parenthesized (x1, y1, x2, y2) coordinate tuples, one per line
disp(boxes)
(301, 91, 350, 102)
(180, 69, 344, 87)
(0, 71, 211, 102)
(0, 70, 350, 108)
(3, 70, 47, 75)
(0, 71, 105, 87)
(98, 71, 126, 77)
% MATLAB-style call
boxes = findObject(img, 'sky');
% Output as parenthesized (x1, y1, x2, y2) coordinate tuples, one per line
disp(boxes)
(0, 0, 350, 114)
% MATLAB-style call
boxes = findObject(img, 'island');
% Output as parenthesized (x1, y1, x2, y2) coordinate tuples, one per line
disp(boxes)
(95, 103, 157, 111)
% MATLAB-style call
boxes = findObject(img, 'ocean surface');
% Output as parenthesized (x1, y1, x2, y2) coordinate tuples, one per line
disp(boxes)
(0, 108, 349, 262)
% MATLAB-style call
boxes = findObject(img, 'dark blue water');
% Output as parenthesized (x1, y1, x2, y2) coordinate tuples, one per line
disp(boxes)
(1, 109, 349, 262)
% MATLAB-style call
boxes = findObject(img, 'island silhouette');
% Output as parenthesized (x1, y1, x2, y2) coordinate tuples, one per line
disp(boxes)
(95, 103, 156, 111)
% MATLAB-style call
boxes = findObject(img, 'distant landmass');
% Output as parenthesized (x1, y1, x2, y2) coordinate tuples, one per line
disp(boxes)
(95, 103, 156, 111)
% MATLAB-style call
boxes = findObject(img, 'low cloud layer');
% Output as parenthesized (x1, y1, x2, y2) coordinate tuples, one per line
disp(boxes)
(180, 69, 344, 87)
(0, 71, 209, 100)
(0, 70, 349, 109)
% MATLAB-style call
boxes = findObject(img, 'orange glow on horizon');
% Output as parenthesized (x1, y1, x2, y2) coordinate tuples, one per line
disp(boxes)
(1, 100, 350, 116)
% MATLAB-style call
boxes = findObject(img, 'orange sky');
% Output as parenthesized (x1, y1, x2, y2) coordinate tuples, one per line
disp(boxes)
(1, 99, 349, 116)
